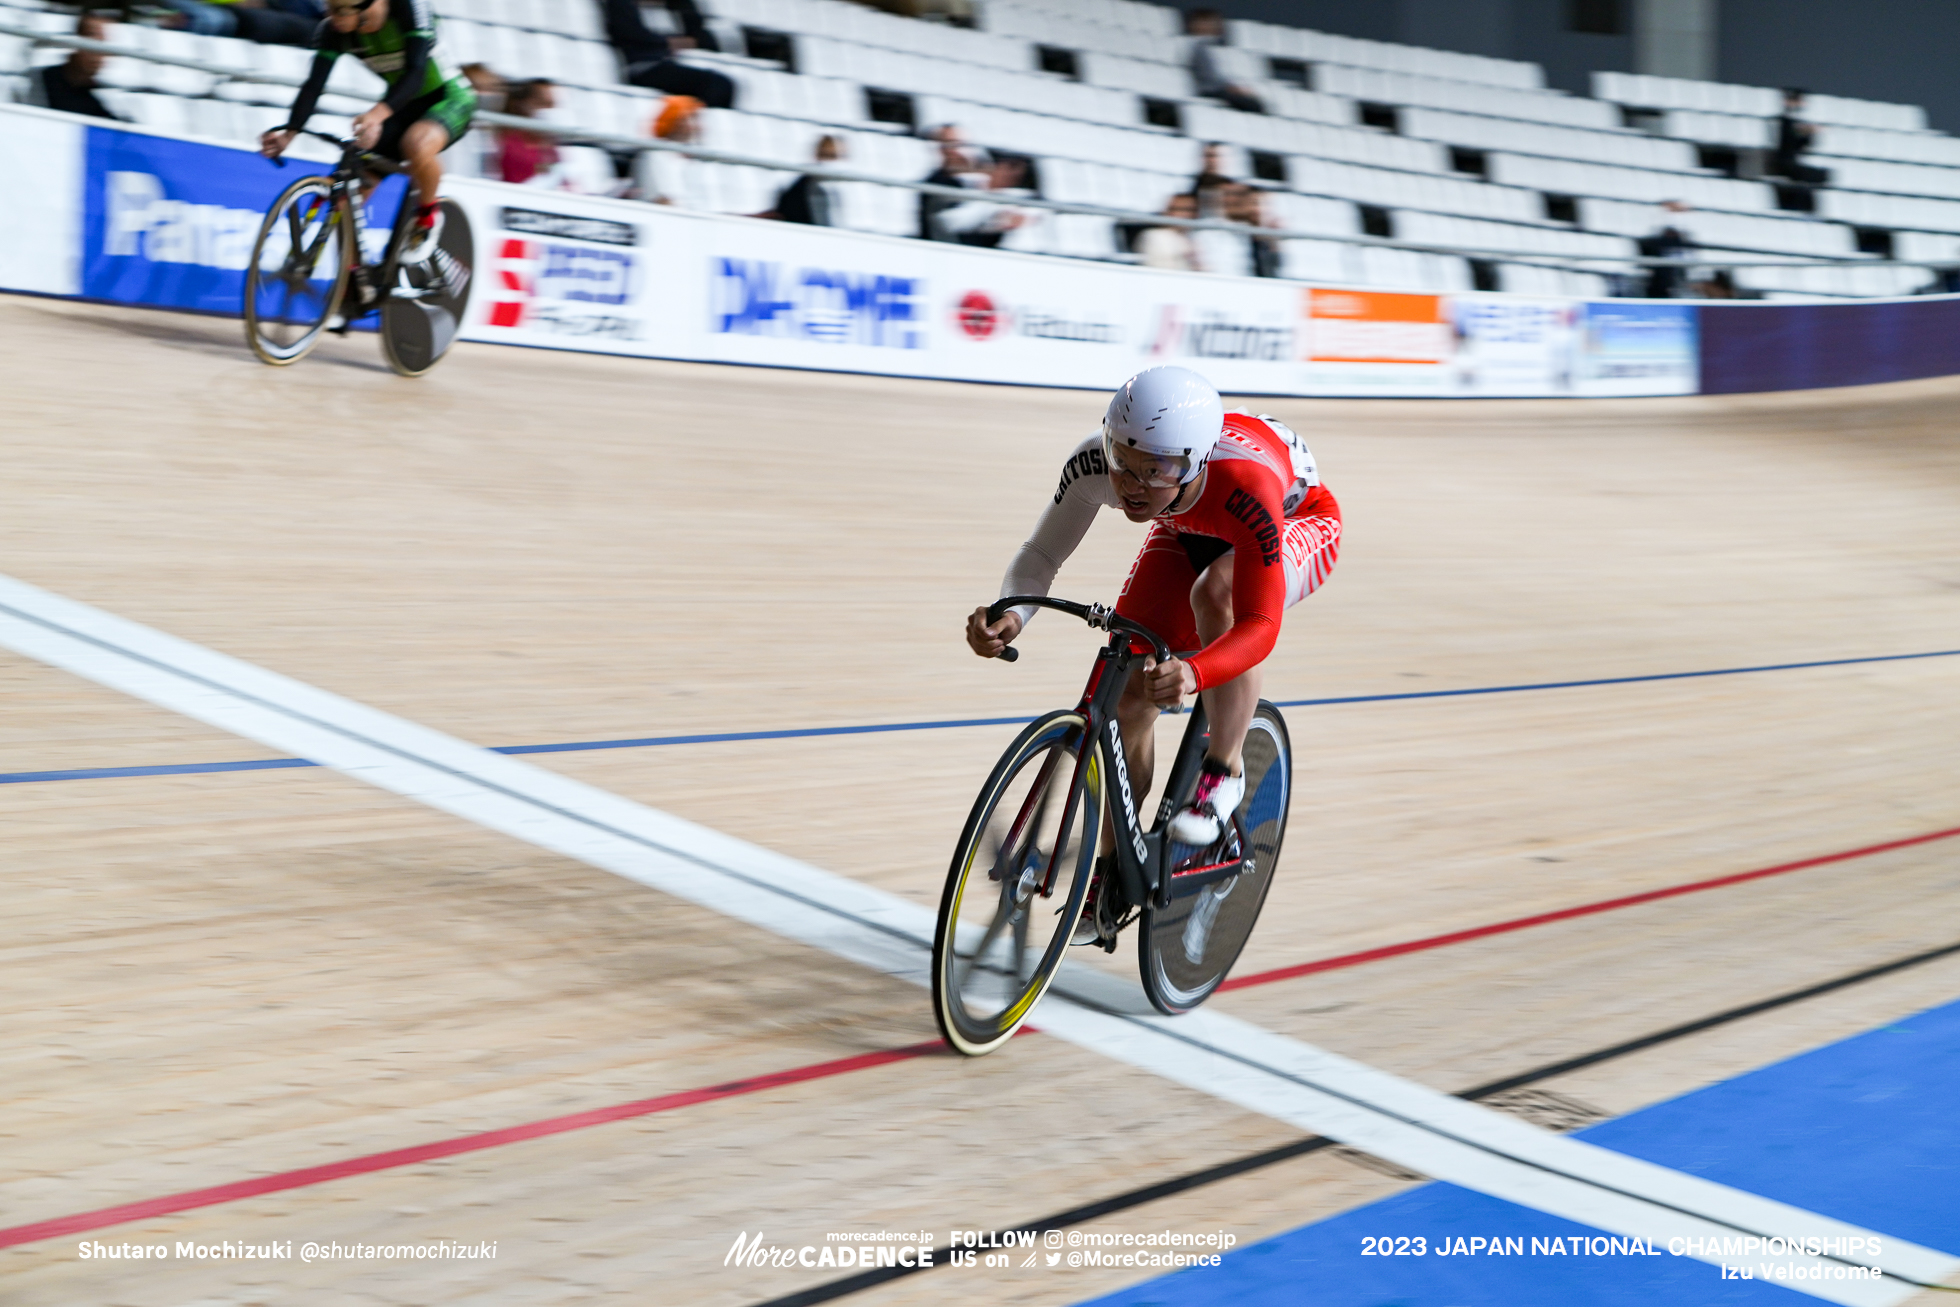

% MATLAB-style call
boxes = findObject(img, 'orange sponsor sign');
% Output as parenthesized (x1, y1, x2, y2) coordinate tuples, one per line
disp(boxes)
(1303, 289, 1452, 364)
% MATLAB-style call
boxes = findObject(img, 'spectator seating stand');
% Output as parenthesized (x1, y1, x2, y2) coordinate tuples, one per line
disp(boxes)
(3, 0, 1960, 299)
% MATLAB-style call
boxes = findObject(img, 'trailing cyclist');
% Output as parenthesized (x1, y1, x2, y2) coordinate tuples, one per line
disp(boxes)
(258, 0, 476, 266)
(964, 366, 1340, 943)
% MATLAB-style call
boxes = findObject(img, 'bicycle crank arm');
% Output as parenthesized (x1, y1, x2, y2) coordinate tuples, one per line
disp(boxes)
(1163, 856, 1250, 899)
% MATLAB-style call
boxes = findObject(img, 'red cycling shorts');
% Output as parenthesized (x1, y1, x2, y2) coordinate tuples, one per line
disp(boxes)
(1114, 514, 1342, 661)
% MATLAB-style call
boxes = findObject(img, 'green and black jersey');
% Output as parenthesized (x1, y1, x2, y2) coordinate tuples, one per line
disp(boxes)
(282, 0, 474, 142)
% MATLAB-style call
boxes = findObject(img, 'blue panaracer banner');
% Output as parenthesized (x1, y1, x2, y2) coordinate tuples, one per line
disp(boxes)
(81, 125, 403, 315)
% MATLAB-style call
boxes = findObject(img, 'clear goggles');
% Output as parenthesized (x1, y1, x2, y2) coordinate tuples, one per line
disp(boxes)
(1103, 427, 1192, 489)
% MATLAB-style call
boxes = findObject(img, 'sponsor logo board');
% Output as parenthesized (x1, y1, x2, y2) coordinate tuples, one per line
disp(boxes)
(1148, 304, 1290, 362)
(711, 258, 925, 349)
(1576, 301, 1698, 394)
(1446, 295, 1580, 395)
(1303, 289, 1450, 364)
(951, 290, 1120, 345)
(501, 207, 637, 247)
(484, 236, 641, 338)
(955, 290, 1006, 339)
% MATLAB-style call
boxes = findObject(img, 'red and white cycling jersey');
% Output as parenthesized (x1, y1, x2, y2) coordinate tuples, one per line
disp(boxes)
(1001, 413, 1341, 692)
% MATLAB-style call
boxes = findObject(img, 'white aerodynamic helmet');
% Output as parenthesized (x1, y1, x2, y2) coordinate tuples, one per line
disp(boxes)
(1102, 366, 1224, 486)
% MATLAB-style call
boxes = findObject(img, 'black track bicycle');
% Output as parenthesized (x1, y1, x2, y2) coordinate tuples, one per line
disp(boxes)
(244, 130, 474, 377)
(932, 595, 1293, 1056)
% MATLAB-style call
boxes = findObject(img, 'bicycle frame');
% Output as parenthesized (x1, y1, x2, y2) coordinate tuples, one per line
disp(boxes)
(986, 596, 1249, 918)
(285, 130, 412, 302)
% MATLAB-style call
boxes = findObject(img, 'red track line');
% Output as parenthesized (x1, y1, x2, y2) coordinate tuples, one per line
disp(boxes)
(0, 1039, 950, 1250)
(1220, 823, 1960, 992)
(9, 823, 1957, 1250)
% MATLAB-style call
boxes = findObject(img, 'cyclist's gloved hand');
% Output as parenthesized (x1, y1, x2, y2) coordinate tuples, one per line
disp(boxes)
(260, 129, 294, 159)
(1145, 655, 1197, 706)
(966, 606, 1022, 659)
(352, 104, 391, 151)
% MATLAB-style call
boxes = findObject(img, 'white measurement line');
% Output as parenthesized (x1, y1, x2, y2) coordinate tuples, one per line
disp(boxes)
(1, 571, 1950, 1304)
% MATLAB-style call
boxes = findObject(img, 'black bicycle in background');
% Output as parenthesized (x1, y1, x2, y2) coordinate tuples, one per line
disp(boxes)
(244, 130, 474, 377)
(932, 595, 1294, 1056)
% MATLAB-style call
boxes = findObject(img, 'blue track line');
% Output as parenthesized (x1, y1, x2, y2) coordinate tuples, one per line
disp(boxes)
(5, 648, 1956, 788)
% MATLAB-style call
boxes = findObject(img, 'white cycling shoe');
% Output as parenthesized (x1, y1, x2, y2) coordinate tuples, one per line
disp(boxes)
(1168, 762, 1245, 846)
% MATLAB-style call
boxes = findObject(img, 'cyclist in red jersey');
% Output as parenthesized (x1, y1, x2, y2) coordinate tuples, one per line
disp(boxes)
(964, 367, 1341, 942)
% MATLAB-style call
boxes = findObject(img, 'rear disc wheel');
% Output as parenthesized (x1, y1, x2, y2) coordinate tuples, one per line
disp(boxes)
(379, 196, 473, 377)
(1139, 702, 1291, 1014)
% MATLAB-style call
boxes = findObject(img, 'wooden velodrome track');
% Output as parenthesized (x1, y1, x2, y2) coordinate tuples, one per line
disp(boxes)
(2, 294, 1958, 1306)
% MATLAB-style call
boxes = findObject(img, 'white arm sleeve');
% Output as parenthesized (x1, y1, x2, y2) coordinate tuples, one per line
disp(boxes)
(937, 197, 1001, 234)
(999, 436, 1110, 627)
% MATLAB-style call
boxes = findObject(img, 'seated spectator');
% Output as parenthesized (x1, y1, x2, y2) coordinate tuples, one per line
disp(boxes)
(1189, 142, 1235, 217)
(937, 155, 1036, 249)
(1193, 181, 1256, 277)
(860, 0, 969, 15)
(460, 62, 508, 114)
(23, 14, 121, 120)
(1226, 182, 1280, 278)
(654, 0, 720, 53)
(918, 125, 990, 241)
(634, 94, 705, 206)
(599, 0, 735, 110)
(653, 94, 702, 143)
(161, 0, 320, 45)
(769, 135, 846, 225)
(1774, 88, 1830, 186)
(1186, 8, 1262, 115)
(1137, 194, 1200, 271)
(1695, 269, 1739, 299)
(1637, 200, 1694, 298)
(496, 79, 560, 186)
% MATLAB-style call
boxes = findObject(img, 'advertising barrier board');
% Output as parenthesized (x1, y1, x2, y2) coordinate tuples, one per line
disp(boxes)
(1698, 297, 1960, 394)
(0, 108, 82, 297)
(79, 126, 395, 316)
(1301, 289, 1452, 393)
(1445, 295, 1580, 396)
(1575, 301, 1699, 396)
(446, 189, 1696, 398)
(443, 181, 1317, 393)
(18, 100, 1951, 402)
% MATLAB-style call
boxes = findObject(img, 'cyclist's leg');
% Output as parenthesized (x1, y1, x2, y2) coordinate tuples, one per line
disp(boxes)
(1191, 513, 1341, 770)
(375, 82, 472, 212)
(1110, 523, 1205, 815)
(1189, 554, 1260, 774)
(399, 118, 449, 215)
(404, 86, 476, 244)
